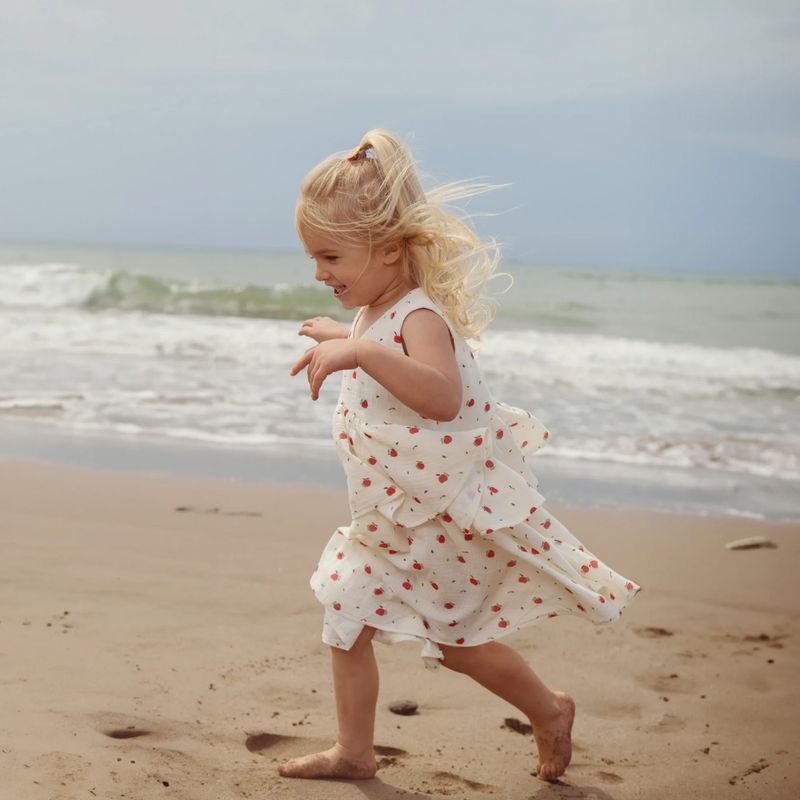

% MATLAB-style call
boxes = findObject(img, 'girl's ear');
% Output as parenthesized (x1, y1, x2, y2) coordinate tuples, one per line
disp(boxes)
(382, 240, 403, 265)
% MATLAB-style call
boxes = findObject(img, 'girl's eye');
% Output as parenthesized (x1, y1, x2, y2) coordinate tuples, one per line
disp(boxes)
(326, 256, 339, 262)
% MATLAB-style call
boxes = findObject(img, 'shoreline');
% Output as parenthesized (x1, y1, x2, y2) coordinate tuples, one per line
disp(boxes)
(2, 419, 797, 523)
(2, 458, 797, 797)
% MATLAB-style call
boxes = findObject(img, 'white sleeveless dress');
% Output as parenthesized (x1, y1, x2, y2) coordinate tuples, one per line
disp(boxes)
(310, 287, 641, 669)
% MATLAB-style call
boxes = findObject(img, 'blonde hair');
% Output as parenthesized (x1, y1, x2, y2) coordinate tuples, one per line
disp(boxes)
(295, 129, 513, 344)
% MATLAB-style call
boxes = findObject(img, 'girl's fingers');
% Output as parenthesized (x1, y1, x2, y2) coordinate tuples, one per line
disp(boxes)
(289, 348, 314, 375)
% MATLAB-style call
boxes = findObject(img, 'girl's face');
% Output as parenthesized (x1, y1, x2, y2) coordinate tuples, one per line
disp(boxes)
(301, 227, 402, 310)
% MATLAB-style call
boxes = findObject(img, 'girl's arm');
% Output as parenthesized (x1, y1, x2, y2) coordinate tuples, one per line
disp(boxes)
(355, 309, 462, 422)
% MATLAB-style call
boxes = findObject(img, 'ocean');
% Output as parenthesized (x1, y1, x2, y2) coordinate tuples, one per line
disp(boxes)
(1, 240, 798, 522)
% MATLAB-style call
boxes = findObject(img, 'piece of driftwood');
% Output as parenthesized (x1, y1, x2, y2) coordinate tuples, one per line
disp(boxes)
(724, 536, 777, 550)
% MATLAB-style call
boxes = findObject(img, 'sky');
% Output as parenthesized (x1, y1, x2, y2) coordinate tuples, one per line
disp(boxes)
(1, 0, 798, 275)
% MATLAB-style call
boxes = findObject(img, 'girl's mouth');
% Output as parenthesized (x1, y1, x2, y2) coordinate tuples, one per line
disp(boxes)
(333, 285, 347, 297)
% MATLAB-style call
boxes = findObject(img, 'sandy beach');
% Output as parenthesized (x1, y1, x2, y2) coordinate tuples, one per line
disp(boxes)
(2, 457, 798, 799)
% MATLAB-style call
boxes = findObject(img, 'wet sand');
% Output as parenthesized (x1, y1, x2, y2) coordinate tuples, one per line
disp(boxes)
(1, 459, 798, 798)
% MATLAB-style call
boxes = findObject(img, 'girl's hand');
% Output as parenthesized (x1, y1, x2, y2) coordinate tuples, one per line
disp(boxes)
(298, 316, 350, 343)
(289, 339, 359, 401)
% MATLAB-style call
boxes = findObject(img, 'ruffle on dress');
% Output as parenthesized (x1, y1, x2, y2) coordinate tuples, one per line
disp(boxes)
(333, 399, 552, 552)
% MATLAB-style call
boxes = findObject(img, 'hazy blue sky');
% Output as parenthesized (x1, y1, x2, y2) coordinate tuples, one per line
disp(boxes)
(1, 1, 798, 274)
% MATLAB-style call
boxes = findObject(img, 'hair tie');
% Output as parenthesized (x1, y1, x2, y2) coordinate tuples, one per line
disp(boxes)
(346, 144, 372, 161)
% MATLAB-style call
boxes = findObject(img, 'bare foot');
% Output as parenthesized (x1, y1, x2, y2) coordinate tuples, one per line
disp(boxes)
(531, 691, 575, 781)
(277, 741, 377, 780)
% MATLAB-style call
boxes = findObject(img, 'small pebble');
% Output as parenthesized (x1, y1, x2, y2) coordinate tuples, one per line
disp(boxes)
(389, 700, 418, 716)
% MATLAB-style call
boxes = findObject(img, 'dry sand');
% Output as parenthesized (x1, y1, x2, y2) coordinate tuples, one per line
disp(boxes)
(1, 458, 798, 799)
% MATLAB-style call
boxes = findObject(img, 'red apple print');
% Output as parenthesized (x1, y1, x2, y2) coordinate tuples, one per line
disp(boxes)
(533, 596, 543, 604)
(542, 541, 551, 551)
(469, 576, 479, 586)
(485, 459, 495, 469)
(498, 617, 509, 628)
(413, 560, 423, 570)
(442, 513, 453, 522)
(389, 448, 398, 457)
(390, 311, 396, 319)
(442, 435, 453, 444)
(351, 371, 357, 378)
(626, 582, 634, 590)
(491, 603, 502, 613)
(598, 596, 606, 603)
(361, 400, 368, 408)
(444, 601, 454, 609)
(386, 486, 396, 496)
(496, 429, 504, 439)
(482, 505, 492, 513)
(330, 572, 339, 581)
(343, 408, 349, 416)
(464, 532, 473, 541)
(544, 431, 549, 439)
(402, 580, 412, 590)
(457, 555, 466, 563)
(437, 473, 449, 483)
(348, 437, 354, 446)
(473, 436, 483, 446)
(581, 565, 589, 573)
(376, 606, 386, 616)
(423, 620, 430, 629)
(388, 549, 398, 554)
(409, 426, 419, 434)
(336, 552, 344, 560)
(485, 402, 491, 412)
(554, 538, 563, 544)
(577, 603, 586, 612)
(379, 541, 388, 548)
(416, 461, 425, 469)
(507, 560, 517, 567)
(364, 565, 372, 574)
(542, 519, 551, 529)
(368, 456, 377, 465)
(518, 575, 529, 583)
(467, 398, 475, 407)
(413, 497, 422, 503)
(437, 534, 446, 543)
(430, 581, 439, 590)
(548, 611, 557, 618)
(367, 523, 378, 532)
(489, 486, 498, 494)
(578, 546, 585, 551)
(339, 433, 347, 440)
(486, 549, 495, 558)
(448, 620, 458, 627)
(590, 559, 598, 568)
(521, 440, 528, 448)
(456, 637, 465, 644)
(393, 334, 403, 343)
(610, 593, 616, 600)
(407, 536, 413, 546)
(530, 506, 537, 514)
(333, 601, 341, 610)
(374, 587, 383, 595)
(486, 528, 494, 534)
(565, 587, 573, 594)
(364, 433, 372, 438)
(362, 478, 372, 487)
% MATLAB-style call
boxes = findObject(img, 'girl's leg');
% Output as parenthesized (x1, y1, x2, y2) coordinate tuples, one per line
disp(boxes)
(438, 640, 575, 782)
(277, 625, 379, 780)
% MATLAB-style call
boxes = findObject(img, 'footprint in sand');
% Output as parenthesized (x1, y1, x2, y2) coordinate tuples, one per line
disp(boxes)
(245, 732, 299, 753)
(643, 713, 686, 733)
(414, 770, 494, 796)
(636, 671, 700, 694)
(633, 625, 673, 638)
(174, 505, 262, 517)
(597, 770, 625, 784)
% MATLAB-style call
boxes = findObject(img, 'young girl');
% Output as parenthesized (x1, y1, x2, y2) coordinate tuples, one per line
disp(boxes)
(285, 130, 641, 784)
